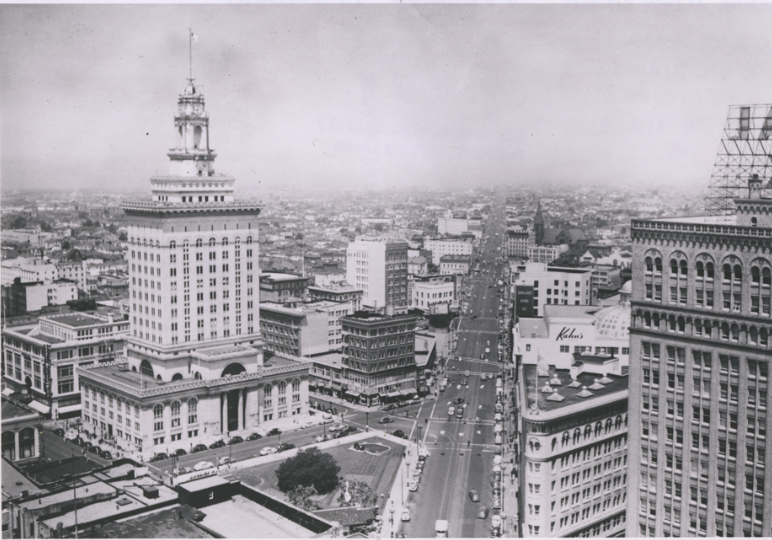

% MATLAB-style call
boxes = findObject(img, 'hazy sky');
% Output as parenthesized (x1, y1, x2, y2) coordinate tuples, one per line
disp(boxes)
(1, 4, 771, 194)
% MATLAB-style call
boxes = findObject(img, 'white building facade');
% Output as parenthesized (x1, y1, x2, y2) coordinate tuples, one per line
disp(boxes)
(346, 236, 408, 313)
(512, 262, 593, 317)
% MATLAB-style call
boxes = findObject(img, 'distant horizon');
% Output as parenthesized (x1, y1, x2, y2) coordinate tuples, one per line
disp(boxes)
(2, 4, 770, 194)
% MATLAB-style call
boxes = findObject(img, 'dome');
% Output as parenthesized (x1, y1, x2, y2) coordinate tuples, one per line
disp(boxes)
(594, 303, 631, 339)
(183, 82, 198, 96)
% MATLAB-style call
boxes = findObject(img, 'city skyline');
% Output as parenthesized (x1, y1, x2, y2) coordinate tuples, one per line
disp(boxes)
(2, 4, 771, 196)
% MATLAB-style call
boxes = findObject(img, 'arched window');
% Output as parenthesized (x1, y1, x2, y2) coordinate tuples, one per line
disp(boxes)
(733, 265, 742, 282)
(668, 315, 676, 332)
(731, 324, 740, 342)
(171, 401, 181, 427)
(153, 404, 164, 431)
(680, 260, 688, 275)
(278, 381, 287, 406)
(615, 416, 622, 428)
(752, 267, 761, 284)
(605, 419, 612, 433)
(528, 439, 541, 452)
(19, 428, 35, 459)
(654, 258, 662, 274)
(140, 360, 153, 379)
(170, 240, 176, 249)
(703, 320, 712, 337)
(694, 318, 703, 336)
(677, 316, 685, 333)
(194, 372, 202, 380)
(643, 312, 651, 328)
(562, 432, 570, 446)
(723, 264, 732, 282)
(246, 236, 253, 245)
(573, 428, 581, 443)
(652, 313, 660, 328)
(196, 238, 203, 248)
(696, 261, 704, 279)
(209, 238, 216, 247)
(706, 262, 715, 280)
(188, 398, 198, 424)
(292, 379, 301, 403)
(551, 438, 557, 451)
(171, 373, 183, 381)
(264, 384, 273, 408)
(751, 217, 758, 227)
(670, 259, 678, 274)
(222, 238, 229, 246)
(584, 425, 592, 439)
(721, 322, 730, 341)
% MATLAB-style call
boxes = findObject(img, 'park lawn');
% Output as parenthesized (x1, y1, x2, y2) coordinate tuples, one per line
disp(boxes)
(232, 436, 405, 512)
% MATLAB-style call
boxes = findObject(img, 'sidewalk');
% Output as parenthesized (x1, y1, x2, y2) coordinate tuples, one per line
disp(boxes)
(380, 438, 420, 538)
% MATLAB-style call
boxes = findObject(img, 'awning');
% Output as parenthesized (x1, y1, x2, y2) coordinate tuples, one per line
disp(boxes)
(344, 390, 360, 398)
(28, 400, 51, 414)
(2, 387, 14, 396)
(385, 391, 402, 398)
(57, 404, 82, 414)
(400, 387, 417, 396)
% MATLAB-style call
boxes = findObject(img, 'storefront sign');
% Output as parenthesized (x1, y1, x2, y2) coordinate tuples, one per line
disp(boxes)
(556, 327, 584, 341)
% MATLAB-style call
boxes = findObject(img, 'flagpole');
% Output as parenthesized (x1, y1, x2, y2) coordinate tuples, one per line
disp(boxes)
(189, 27, 193, 80)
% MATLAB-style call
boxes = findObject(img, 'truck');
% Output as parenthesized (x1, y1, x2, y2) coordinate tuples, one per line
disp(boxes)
(435, 520, 449, 537)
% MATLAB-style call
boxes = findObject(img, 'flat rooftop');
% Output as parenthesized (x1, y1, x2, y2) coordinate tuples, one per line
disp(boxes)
(199, 494, 317, 538)
(261, 272, 306, 282)
(518, 318, 548, 339)
(543, 304, 597, 320)
(305, 352, 345, 368)
(1, 458, 44, 502)
(524, 364, 628, 415)
(99, 506, 213, 538)
(308, 282, 362, 293)
(1, 397, 41, 421)
(44, 313, 106, 328)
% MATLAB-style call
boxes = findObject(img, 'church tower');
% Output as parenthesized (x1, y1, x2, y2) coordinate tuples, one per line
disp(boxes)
(534, 200, 545, 246)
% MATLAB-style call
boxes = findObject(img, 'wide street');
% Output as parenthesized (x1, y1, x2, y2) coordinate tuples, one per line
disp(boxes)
(397, 199, 513, 537)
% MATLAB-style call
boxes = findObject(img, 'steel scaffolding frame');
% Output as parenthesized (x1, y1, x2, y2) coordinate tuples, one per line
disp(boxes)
(705, 104, 772, 216)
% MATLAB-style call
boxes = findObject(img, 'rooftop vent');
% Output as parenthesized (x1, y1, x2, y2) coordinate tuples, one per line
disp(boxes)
(567, 379, 582, 388)
(546, 391, 565, 402)
(588, 378, 606, 391)
(577, 386, 594, 398)
(549, 376, 562, 386)
(541, 384, 553, 393)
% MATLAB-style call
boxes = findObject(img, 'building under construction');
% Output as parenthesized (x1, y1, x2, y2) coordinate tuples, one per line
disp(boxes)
(705, 104, 772, 216)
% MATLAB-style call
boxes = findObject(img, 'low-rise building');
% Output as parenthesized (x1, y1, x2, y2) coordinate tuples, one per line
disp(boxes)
(260, 300, 354, 357)
(506, 228, 531, 259)
(259, 273, 310, 303)
(408, 256, 428, 276)
(1, 397, 43, 464)
(437, 213, 469, 236)
(2, 279, 79, 316)
(439, 255, 470, 275)
(410, 277, 455, 314)
(308, 281, 363, 312)
(1, 259, 58, 286)
(424, 236, 474, 266)
(528, 245, 568, 264)
(2, 312, 129, 418)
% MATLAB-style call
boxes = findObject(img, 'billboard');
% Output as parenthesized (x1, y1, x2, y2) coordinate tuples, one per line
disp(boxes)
(514, 286, 534, 319)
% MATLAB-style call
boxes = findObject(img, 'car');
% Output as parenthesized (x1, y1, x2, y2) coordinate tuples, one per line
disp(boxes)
(456, 409, 464, 419)
(246, 432, 263, 441)
(480, 353, 485, 359)
(278, 443, 295, 452)
(401, 509, 411, 522)
(314, 434, 332, 443)
(193, 461, 213, 471)
(491, 515, 502, 529)
(469, 489, 481, 502)
(300, 420, 315, 429)
(90, 445, 102, 455)
(228, 436, 244, 445)
(477, 506, 489, 519)
(415, 461, 424, 471)
(454, 397, 465, 404)
(492, 498, 501, 509)
(174, 448, 187, 457)
(408, 481, 418, 492)
(383, 403, 397, 411)
(218, 456, 234, 466)
(448, 407, 455, 416)
(72, 436, 84, 446)
(267, 428, 282, 436)
(209, 440, 226, 449)
(259, 446, 277, 456)
(100, 450, 113, 460)
(192, 443, 208, 453)
(53, 428, 65, 437)
(178, 466, 192, 474)
(328, 424, 345, 433)
(377, 417, 394, 424)
(83, 441, 94, 451)
(149, 452, 168, 462)
(392, 430, 407, 439)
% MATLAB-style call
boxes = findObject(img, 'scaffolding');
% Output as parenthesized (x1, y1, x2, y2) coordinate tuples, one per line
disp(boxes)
(705, 104, 772, 216)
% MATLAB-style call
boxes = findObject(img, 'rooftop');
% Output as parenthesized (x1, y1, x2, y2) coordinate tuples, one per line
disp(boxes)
(523, 364, 628, 417)
(1, 458, 44, 502)
(261, 272, 306, 282)
(308, 281, 362, 294)
(43, 313, 107, 328)
(98, 505, 212, 538)
(1, 397, 41, 422)
(199, 494, 318, 538)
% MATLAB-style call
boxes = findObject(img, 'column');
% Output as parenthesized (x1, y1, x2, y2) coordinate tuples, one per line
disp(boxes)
(238, 390, 244, 431)
(220, 393, 226, 435)
(15, 431, 19, 462)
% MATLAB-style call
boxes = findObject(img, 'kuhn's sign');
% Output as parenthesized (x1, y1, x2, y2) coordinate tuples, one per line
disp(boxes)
(556, 327, 583, 341)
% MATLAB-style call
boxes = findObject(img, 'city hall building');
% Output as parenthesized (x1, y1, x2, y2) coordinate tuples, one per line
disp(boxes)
(77, 74, 309, 457)
(627, 178, 772, 538)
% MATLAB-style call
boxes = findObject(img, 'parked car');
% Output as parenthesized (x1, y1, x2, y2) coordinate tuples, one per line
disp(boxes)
(174, 448, 187, 457)
(278, 442, 295, 452)
(377, 417, 394, 424)
(228, 436, 244, 445)
(192, 443, 208, 453)
(246, 433, 263, 441)
(259, 446, 277, 456)
(328, 424, 345, 433)
(300, 420, 315, 429)
(100, 450, 113, 460)
(392, 430, 407, 439)
(178, 466, 192, 474)
(492, 498, 501, 509)
(491, 515, 502, 530)
(267, 428, 282, 436)
(383, 404, 397, 411)
(408, 481, 418, 492)
(456, 408, 464, 419)
(90, 445, 103, 455)
(454, 397, 465, 404)
(209, 440, 226, 449)
(149, 452, 168, 462)
(218, 456, 234, 466)
(72, 437, 84, 446)
(193, 461, 213, 471)
(401, 508, 411, 522)
(53, 428, 65, 437)
(477, 506, 489, 519)
(83, 441, 94, 451)
(469, 489, 481, 502)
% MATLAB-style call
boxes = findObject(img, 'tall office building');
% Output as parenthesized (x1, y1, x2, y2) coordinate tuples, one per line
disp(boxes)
(78, 74, 310, 457)
(346, 236, 408, 313)
(627, 178, 772, 537)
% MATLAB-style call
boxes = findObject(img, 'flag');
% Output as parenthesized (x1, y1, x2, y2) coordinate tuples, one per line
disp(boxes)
(537, 352, 550, 377)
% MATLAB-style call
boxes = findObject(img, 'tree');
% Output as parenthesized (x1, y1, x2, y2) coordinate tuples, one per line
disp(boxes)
(39, 220, 53, 232)
(287, 485, 321, 511)
(11, 215, 27, 229)
(61, 239, 71, 251)
(275, 447, 341, 495)
(118, 231, 127, 242)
